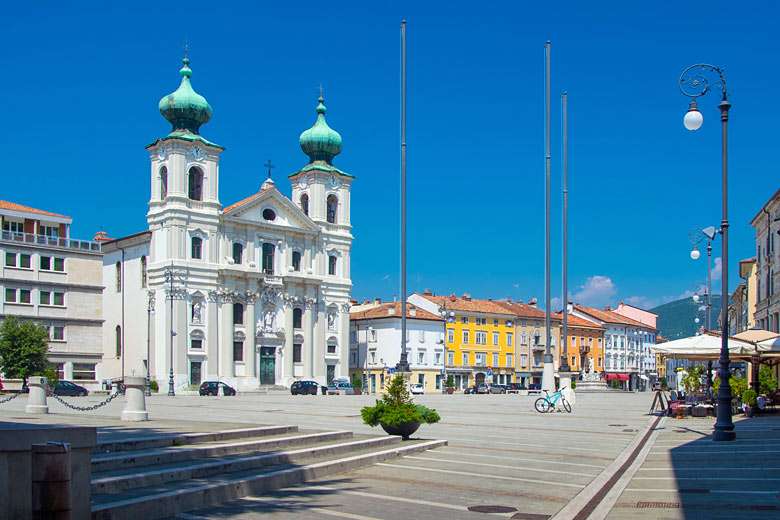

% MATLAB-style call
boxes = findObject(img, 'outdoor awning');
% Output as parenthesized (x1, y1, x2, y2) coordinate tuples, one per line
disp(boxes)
(639, 374, 649, 381)
(650, 332, 753, 360)
(605, 373, 629, 381)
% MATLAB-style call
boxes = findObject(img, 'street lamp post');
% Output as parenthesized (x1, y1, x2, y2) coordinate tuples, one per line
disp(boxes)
(560, 91, 571, 375)
(439, 302, 454, 394)
(541, 40, 555, 394)
(146, 291, 155, 396)
(691, 226, 718, 390)
(164, 263, 184, 397)
(680, 63, 734, 441)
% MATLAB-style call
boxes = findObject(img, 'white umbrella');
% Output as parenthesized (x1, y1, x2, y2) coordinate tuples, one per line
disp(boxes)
(651, 333, 753, 360)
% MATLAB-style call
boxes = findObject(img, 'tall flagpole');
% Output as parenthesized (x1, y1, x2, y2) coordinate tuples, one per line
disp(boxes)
(561, 92, 570, 376)
(542, 41, 555, 394)
(397, 20, 410, 374)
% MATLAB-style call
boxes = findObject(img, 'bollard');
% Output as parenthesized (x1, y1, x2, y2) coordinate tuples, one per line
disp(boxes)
(31, 442, 71, 520)
(120, 376, 148, 421)
(26, 376, 49, 414)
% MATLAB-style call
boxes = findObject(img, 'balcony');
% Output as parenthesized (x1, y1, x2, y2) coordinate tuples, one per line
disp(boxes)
(1, 231, 101, 253)
(263, 273, 283, 286)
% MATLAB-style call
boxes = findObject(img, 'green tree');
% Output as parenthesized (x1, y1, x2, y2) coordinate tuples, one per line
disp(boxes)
(0, 316, 50, 385)
(713, 375, 747, 400)
(758, 366, 778, 395)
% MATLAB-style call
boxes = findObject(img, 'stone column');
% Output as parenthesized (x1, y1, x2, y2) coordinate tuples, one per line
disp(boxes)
(120, 376, 148, 421)
(284, 301, 294, 380)
(246, 293, 257, 378)
(339, 303, 350, 379)
(174, 295, 187, 385)
(221, 295, 234, 378)
(303, 299, 314, 379)
(314, 300, 325, 379)
(206, 291, 219, 380)
(25, 377, 48, 414)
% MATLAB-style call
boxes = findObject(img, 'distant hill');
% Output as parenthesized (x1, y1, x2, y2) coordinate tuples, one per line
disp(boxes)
(650, 295, 722, 340)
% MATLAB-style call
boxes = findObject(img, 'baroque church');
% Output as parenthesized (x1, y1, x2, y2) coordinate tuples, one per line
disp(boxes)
(100, 57, 353, 391)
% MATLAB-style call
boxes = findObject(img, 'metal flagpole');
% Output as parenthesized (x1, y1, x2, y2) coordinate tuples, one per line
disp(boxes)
(542, 41, 555, 394)
(561, 92, 570, 376)
(397, 20, 410, 375)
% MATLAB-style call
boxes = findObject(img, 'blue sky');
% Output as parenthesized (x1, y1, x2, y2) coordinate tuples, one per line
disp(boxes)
(1, 1, 777, 310)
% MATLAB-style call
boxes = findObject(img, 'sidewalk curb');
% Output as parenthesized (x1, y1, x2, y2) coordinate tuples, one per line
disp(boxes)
(550, 414, 663, 520)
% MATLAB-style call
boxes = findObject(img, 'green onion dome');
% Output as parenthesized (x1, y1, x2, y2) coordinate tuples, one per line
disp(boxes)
(299, 96, 342, 164)
(158, 58, 212, 134)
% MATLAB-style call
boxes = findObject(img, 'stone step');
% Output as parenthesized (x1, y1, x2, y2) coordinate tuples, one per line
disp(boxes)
(91, 435, 402, 495)
(91, 430, 353, 473)
(93, 425, 298, 455)
(91, 438, 447, 520)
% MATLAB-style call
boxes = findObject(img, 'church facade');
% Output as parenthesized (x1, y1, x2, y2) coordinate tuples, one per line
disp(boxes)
(101, 57, 353, 391)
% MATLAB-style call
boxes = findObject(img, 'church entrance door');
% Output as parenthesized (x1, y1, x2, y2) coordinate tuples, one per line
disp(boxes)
(259, 347, 276, 384)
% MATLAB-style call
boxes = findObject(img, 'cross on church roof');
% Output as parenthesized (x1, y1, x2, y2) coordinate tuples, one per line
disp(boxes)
(184, 42, 189, 59)
(319, 84, 323, 97)
(264, 159, 275, 179)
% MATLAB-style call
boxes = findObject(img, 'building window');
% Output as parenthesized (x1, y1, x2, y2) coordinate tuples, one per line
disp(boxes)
(72, 363, 95, 381)
(521, 354, 527, 367)
(5, 252, 16, 267)
(327, 340, 337, 355)
(300, 194, 309, 216)
(191, 237, 202, 259)
(475, 331, 487, 345)
(461, 316, 468, 324)
(533, 331, 541, 345)
(492, 331, 499, 345)
(262, 243, 274, 274)
(370, 350, 377, 364)
(140, 256, 147, 288)
(41, 226, 58, 238)
(2, 220, 23, 237)
(233, 243, 243, 265)
(462, 352, 469, 365)
(506, 332, 513, 346)
(326, 195, 338, 223)
(52, 326, 64, 341)
(475, 317, 486, 326)
(418, 352, 425, 364)
(19, 289, 31, 304)
(115, 325, 122, 358)
(188, 167, 203, 200)
(447, 351, 454, 365)
(598, 357, 602, 367)
(191, 338, 203, 349)
(506, 354, 512, 366)
(233, 303, 244, 325)
(368, 328, 377, 342)
(19, 253, 31, 268)
(521, 332, 527, 345)
(328, 255, 337, 276)
(493, 319, 499, 326)
(447, 328, 454, 343)
(292, 251, 301, 271)
(492, 353, 499, 367)
(293, 343, 302, 363)
(475, 353, 486, 366)
(293, 308, 303, 329)
(418, 330, 425, 342)
(160, 166, 168, 199)
(462, 330, 469, 344)
(233, 341, 244, 362)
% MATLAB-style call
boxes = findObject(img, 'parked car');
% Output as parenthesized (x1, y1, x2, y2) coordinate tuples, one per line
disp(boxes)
(528, 383, 542, 394)
(51, 381, 89, 397)
(198, 381, 236, 396)
(327, 382, 355, 395)
(290, 380, 323, 395)
(505, 382, 527, 392)
(476, 383, 490, 394)
(487, 383, 506, 394)
(464, 385, 479, 394)
(410, 383, 425, 395)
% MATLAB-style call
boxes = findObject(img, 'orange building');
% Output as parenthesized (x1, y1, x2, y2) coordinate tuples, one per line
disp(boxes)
(554, 313, 605, 374)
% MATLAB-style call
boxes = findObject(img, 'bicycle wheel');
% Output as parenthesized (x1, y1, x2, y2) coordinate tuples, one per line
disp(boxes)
(535, 397, 552, 413)
(561, 396, 572, 413)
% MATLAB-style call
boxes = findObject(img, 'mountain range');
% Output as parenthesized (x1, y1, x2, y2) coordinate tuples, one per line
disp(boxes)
(650, 295, 723, 341)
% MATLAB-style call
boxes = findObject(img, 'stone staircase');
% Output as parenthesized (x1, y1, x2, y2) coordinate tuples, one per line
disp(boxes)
(90, 425, 445, 519)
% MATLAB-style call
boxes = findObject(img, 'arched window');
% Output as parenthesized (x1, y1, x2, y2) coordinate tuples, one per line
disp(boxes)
(115, 325, 122, 357)
(191, 237, 203, 259)
(140, 256, 147, 288)
(233, 303, 244, 325)
(326, 195, 337, 223)
(328, 255, 337, 276)
(232, 242, 243, 265)
(262, 243, 274, 274)
(300, 194, 309, 216)
(292, 251, 301, 272)
(188, 167, 203, 201)
(293, 308, 303, 329)
(115, 262, 122, 292)
(160, 166, 168, 199)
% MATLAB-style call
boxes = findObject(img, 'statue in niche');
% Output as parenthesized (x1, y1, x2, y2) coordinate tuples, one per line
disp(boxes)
(192, 301, 202, 323)
(263, 310, 275, 331)
(328, 312, 336, 330)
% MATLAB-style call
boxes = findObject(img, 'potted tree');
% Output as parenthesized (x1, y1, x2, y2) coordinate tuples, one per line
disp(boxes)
(361, 375, 440, 439)
(742, 389, 758, 418)
(351, 374, 363, 395)
(445, 375, 455, 394)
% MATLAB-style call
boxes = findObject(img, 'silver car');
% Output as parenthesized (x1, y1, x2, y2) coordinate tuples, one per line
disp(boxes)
(327, 382, 355, 395)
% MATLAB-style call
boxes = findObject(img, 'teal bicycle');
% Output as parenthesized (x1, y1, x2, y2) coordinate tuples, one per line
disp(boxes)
(534, 387, 572, 413)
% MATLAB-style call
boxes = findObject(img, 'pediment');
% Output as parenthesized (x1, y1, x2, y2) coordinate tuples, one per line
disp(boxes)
(222, 188, 319, 233)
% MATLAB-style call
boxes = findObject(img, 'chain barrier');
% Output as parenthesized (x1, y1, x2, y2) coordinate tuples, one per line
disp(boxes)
(47, 387, 123, 412)
(0, 392, 22, 404)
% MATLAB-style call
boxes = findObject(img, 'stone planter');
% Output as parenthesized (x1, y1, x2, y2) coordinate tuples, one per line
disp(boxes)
(446, 387, 454, 394)
(380, 421, 420, 440)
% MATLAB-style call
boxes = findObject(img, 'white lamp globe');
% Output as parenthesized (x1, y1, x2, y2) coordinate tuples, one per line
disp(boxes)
(693, 294, 700, 302)
(684, 109, 703, 130)
(690, 248, 700, 260)
(695, 317, 700, 324)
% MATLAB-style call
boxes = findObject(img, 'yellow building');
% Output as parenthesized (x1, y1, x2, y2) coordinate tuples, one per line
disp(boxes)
(409, 292, 517, 391)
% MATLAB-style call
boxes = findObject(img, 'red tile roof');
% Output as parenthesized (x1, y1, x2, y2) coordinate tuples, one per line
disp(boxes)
(414, 294, 516, 316)
(573, 305, 657, 330)
(0, 200, 70, 219)
(223, 188, 273, 213)
(492, 300, 554, 320)
(551, 313, 605, 330)
(351, 302, 442, 321)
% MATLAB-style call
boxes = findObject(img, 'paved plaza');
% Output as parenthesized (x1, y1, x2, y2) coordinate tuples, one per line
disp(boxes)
(1, 390, 778, 519)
